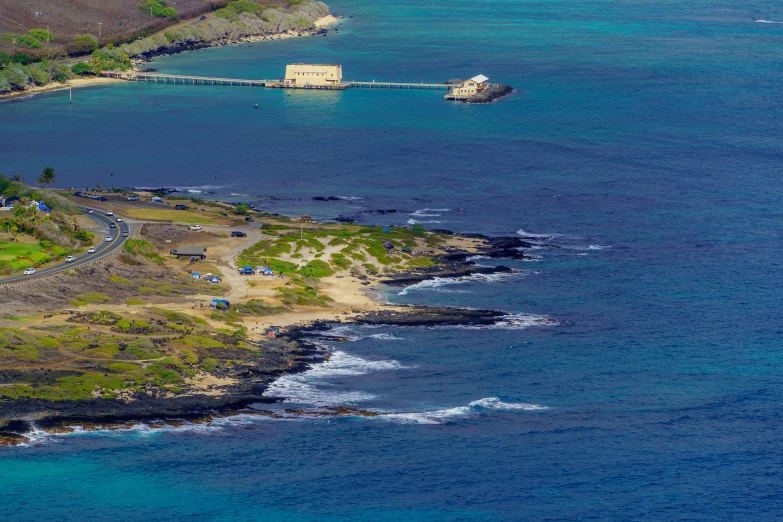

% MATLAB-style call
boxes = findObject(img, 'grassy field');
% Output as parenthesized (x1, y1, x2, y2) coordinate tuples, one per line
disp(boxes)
(0, 240, 43, 261)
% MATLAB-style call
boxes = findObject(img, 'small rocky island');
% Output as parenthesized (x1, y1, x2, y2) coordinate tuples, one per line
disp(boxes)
(445, 75, 513, 103)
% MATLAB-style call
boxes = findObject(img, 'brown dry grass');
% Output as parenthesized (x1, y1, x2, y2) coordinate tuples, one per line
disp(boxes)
(0, 0, 232, 55)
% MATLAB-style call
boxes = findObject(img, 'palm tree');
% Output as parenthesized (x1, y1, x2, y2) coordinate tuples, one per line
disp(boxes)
(11, 174, 22, 182)
(37, 167, 57, 187)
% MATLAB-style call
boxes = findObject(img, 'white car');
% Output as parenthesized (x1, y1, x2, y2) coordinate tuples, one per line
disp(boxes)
(190, 225, 202, 231)
(106, 210, 114, 216)
(23, 268, 35, 275)
(116, 218, 123, 222)
(88, 247, 96, 253)
(65, 256, 76, 263)
(88, 209, 94, 214)
(105, 236, 113, 242)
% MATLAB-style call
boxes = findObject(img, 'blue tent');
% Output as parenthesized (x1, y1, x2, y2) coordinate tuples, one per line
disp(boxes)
(38, 202, 51, 212)
(192, 272, 201, 279)
(383, 227, 391, 233)
(210, 299, 230, 309)
(262, 268, 273, 276)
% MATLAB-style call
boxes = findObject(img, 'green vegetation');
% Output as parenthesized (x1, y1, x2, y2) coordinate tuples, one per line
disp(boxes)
(73, 35, 99, 53)
(298, 259, 332, 278)
(89, 46, 132, 72)
(0, 60, 73, 94)
(37, 167, 57, 187)
(123, 239, 164, 264)
(2, 33, 42, 49)
(276, 285, 333, 307)
(233, 203, 250, 215)
(216, 0, 267, 20)
(27, 29, 55, 42)
(110, 275, 133, 285)
(237, 221, 445, 282)
(71, 62, 94, 76)
(139, 0, 178, 19)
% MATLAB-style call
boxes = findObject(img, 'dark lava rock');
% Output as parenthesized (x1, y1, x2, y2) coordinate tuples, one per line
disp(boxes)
(467, 83, 513, 104)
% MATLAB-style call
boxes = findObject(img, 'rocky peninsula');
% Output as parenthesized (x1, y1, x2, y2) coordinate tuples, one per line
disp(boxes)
(0, 188, 554, 445)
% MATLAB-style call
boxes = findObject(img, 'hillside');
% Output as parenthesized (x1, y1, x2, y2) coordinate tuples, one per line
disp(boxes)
(0, 0, 236, 56)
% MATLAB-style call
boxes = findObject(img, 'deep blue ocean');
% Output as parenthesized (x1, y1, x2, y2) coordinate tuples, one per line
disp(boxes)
(3, 0, 783, 519)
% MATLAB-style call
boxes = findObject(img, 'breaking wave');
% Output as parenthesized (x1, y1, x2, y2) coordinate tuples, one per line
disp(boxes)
(381, 397, 549, 425)
(397, 271, 521, 296)
(410, 208, 452, 217)
(407, 218, 442, 225)
(263, 350, 404, 406)
(756, 19, 783, 23)
(516, 228, 560, 239)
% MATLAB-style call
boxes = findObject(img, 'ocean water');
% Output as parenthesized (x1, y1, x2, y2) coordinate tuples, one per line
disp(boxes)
(2, 0, 783, 520)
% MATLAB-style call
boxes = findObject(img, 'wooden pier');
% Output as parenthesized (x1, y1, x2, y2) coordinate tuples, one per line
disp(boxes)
(102, 71, 267, 86)
(101, 71, 452, 91)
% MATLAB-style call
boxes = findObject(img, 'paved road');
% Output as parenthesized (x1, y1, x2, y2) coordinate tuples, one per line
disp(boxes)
(0, 206, 131, 284)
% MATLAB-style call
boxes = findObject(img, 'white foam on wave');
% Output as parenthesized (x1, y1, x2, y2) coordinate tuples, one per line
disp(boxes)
(516, 228, 560, 239)
(410, 208, 452, 217)
(397, 271, 521, 296)
(756, 19, 783, 23)
(339, 196, 365, 201)
(263, 350, 404, 406)
(447, 312, 556, 331)
(407, 218, 442, 225)
(381, 397, 549, 425)
(366, 333, 404, 340)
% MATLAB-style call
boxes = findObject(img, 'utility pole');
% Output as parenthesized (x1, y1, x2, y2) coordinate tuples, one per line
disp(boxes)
(97, 22, 103, 43)
(150, 6, 154, 24)
(11, 39, 16, 56)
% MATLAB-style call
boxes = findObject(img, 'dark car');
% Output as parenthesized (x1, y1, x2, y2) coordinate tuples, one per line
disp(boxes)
(98, 196, 108, 201)
(175, 204, 190, 210)
(244, 216, 254, 222)
(231, 231, 247, 238)
(200, 15, 206, 20)
(109, 223, 117, 228)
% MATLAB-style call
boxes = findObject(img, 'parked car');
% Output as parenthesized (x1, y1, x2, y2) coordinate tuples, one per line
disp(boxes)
(127, 195, 139, 201)
(23, 268, 36, 275)
(231, 231, 247, 237)
(200, 15, 206, 20)
(175, 204, 190, 210)
(106, 210, 114, 216)
(98, 196, 108, 201)
(105, 236, 113, 242)
(190, 225, 202, 231)
(88, 247, 96, 253)
(65, 255, 76, 263)
(109, 223, 116, 228)
(244, 216, 254, 222)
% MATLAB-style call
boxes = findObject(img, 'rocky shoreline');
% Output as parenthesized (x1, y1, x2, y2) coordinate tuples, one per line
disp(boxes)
(0, 235, 543, 445)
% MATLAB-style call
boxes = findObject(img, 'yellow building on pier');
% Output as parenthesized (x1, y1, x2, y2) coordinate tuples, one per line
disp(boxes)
(284, 64, 344, 87)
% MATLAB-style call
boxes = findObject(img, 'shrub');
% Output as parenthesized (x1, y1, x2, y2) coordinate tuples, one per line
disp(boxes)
(139, 0, 178, 19)
(74, 35, 99, 53)
(28, 29, 55, 42)
(0, 52, 9, 65)
(110, 275, 133, 286)
(11, 53, 33, 65)
(2, 33, 41, 49)
(74, 230, 94, 241)
(298, 259, 332, 278)
(71, 62, 94, 75)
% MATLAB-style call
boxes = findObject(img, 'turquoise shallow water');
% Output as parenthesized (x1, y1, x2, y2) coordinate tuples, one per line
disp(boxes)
(2, 0, 783, 520)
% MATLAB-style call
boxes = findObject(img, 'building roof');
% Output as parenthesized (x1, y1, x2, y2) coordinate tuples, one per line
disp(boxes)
(470, 74, 489, 83)
(175, 246, 207, 256)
